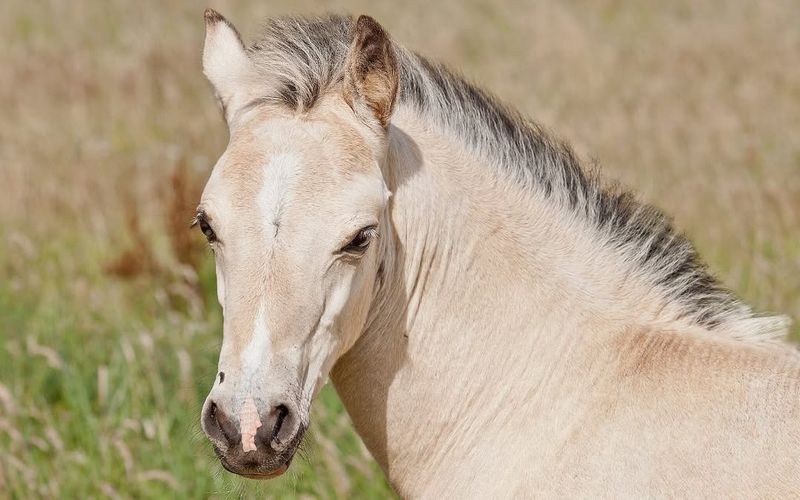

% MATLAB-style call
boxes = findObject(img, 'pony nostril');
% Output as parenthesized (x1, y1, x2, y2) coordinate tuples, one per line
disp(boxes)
(271, 405, 289, 442)
(257, 403, 296, 450)
(205, 401, 240, 448)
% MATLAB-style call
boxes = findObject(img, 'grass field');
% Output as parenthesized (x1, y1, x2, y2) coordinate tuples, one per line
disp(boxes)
(1, 0, 798, 497)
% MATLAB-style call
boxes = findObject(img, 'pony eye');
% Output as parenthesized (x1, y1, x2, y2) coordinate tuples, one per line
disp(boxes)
(342, 226, 377, 254)
(199, 219, 216, 243)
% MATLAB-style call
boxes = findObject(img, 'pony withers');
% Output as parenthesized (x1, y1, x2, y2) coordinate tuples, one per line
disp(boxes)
(195, 10, 800, 497)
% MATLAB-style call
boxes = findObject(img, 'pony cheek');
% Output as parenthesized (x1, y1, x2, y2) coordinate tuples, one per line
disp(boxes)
(215, 260, 227, 311)
(330, 268, 375, 353)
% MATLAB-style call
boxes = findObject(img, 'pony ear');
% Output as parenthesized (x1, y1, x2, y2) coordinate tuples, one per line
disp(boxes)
(343, 16, 398, 130)
(202, 9, 253, 111)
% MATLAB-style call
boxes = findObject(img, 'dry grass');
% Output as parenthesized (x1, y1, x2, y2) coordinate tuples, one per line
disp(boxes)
(0, 0, 798, 497)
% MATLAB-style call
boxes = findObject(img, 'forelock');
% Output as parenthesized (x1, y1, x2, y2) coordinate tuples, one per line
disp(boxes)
(249, 16, 354, 111)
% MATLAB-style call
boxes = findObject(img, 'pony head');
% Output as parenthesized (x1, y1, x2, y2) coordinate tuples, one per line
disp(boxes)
(197, 10, 396, 478)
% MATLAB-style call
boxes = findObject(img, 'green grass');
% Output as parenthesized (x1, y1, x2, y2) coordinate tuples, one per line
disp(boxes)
(0, 235, 393, 498)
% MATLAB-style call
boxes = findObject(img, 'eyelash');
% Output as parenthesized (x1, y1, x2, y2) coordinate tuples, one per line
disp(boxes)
(200, 220, 216, 242)
(342, 226, 378, 254)
(193, 213, 217, 243)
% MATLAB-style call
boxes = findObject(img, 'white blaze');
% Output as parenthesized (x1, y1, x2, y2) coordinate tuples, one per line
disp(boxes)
(242, 303, 270, 380)
(257, 152, 299, 237)
(235, 152, 301, 453)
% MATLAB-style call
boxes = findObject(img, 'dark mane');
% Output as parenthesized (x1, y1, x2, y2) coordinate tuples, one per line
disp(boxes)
(247, 15, 784, 336)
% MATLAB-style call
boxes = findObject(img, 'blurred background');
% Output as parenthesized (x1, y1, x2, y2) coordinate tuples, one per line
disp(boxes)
(1, 0, 798, 497)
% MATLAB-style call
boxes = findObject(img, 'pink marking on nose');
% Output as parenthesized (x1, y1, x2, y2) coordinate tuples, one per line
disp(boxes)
(239, 397, 262, 452)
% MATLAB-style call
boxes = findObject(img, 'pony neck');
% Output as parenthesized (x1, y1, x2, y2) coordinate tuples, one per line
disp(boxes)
(329, 107, 677, 495)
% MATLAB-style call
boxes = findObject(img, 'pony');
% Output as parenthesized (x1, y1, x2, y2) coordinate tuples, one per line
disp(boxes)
(195, 10, 800, 497)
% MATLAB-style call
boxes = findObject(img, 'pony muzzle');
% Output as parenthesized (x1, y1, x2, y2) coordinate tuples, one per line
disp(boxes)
(200, 395, 306, 478)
